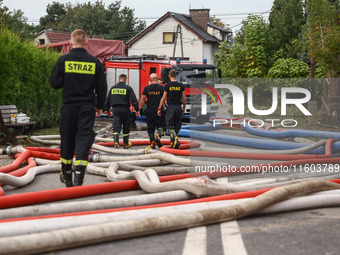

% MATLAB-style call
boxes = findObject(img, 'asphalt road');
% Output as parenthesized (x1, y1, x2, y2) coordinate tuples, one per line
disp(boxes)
(1, 122, 340, 255)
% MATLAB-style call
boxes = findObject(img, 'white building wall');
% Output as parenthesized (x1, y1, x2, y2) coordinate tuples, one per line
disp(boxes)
(202, 43, 217, 65)
(128, 16, 204, 62)
(212, 44, 220, 64)
(34, 32, 49, 46)
(207, 26, 223, 41)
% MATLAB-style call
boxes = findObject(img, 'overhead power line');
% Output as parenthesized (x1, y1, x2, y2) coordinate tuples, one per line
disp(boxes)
(213, 11, 270, 16)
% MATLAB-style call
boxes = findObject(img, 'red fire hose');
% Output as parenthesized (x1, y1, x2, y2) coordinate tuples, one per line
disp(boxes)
(2, 178, 340, 224)
(0, 150, 31, 174)
(160, 139, 336, 161)
(0, 157, 340, 209)
(25, 147, 61, 154)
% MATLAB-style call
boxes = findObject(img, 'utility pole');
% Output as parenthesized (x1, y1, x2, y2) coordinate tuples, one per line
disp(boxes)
(173, 25, 179, 57)
(173, 24, 184, 58)
(179, 25, 184, 58)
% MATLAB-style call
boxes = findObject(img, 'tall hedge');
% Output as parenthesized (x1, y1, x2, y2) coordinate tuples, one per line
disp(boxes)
(0, 26, 61, 128)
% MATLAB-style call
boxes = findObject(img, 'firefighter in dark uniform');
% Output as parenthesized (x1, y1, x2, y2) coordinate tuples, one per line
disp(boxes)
(140, 73, 166, 150)
(50, 29, 107, 187)
(158, 69, 186, 149)
(105, 74, 139, 149)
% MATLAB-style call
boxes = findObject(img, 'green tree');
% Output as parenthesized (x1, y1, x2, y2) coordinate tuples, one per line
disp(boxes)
(268, 0, 305, 58)
(38, 1, 66, 31)
(104, 5, 146, 41)
(56, 1, 108, 34)
(303, 0, 340, 77)
(209, 15, 230, 30)
(0, 0, 35, 39)
(243, 15, 269, 77)
(0, 27, 61, 128)
(38, 0, 146, 42)
(235, 20, 246, 46)
(216, 15, 269, 78)
(0, 0, 9, 19)
(301, 0, 340, 125)
(216, 41, 247, 78)
(268, 58, 310, 78)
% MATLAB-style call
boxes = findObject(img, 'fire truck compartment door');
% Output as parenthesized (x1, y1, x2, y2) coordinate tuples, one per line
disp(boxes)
(106, 68, 115, 88)
(129, 69, 140, 98)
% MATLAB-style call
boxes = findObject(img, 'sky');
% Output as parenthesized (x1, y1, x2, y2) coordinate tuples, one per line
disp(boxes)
(3, 0, 275, 32)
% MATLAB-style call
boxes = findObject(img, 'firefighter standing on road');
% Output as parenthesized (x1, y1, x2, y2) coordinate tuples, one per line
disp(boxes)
(140, 73, 166, 150)
(105, 74, 139, 149)
(50, 29, 107, 187)
(158, 70, 186, 149)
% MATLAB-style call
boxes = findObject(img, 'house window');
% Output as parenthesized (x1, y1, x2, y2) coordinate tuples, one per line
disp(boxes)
(163, 32, 175, 44)
(222, 34, 226, 41)
(39, 39, 45, 45)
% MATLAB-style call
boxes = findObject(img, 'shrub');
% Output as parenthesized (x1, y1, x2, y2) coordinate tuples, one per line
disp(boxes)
(268, 58, 310, 78)
(0, 26, 61, 128)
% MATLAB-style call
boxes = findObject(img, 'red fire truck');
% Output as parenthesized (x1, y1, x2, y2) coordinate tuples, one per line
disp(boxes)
(105, 55, 219, 123)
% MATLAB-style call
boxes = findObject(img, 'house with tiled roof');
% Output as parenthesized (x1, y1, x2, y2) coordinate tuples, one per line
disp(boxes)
(126, 9, 232, 64)
(34, 30, 103, 46)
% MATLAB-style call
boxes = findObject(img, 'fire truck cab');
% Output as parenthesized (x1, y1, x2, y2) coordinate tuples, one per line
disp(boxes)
(105, 55, 219, 123)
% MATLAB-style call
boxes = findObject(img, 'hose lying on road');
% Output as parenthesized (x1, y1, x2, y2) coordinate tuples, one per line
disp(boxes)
(91, 152, 193, 166)
(0, 190, 194, 220)
(1, 190, 340, 238)
(0, 165, 60, 187)
(0, 150, 30, 173)
(179, 129, 340, 154)
(29, 135, 193, 155)
(160, 139, 335, 160)
(1, 154, 339, 209)
(29, 135, 153, 155)
(106, 164, 340, 197)
(4, 157, 37, 179)
(86, 159, 169, 176)
(198, 139, 328, 155)
(0, 180, 338, 255)
(87, 160, 189, 177)
(243, 124, 340, 140)
(2, 178, 340, 223)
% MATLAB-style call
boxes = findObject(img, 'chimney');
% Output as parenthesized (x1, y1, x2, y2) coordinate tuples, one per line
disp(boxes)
(189, 9, 210, 31)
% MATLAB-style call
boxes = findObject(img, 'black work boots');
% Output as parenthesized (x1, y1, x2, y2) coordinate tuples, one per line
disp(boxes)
(148, 132, 156, 149)
(123, 135, 133, 149)
(60, 162, 73, 188)
(74, 165, 86, 186)
(114, 134, 133, 149)
(155, 128, 164, 148)
(169, 129, 180, 149)
(113, 133, 120, 148)
(60, 163, 86, 187)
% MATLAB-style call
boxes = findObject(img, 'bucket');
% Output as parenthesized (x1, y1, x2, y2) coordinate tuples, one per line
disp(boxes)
(16, 113, 30, 123)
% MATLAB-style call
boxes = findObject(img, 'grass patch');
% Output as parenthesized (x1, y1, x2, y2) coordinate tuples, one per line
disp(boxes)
(30, 126, 60, 136)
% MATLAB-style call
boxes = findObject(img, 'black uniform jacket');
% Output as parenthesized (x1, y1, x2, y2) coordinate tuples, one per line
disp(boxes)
(49, 48, 107, 110)
(105, 82, 139, 111)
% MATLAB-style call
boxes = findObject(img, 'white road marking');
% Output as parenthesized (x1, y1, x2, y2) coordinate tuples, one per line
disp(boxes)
(221, 221, 248, 255)
(217, 177, 248, 255)
(182, 177, 247, 255)
(182, 226, 207, 255)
